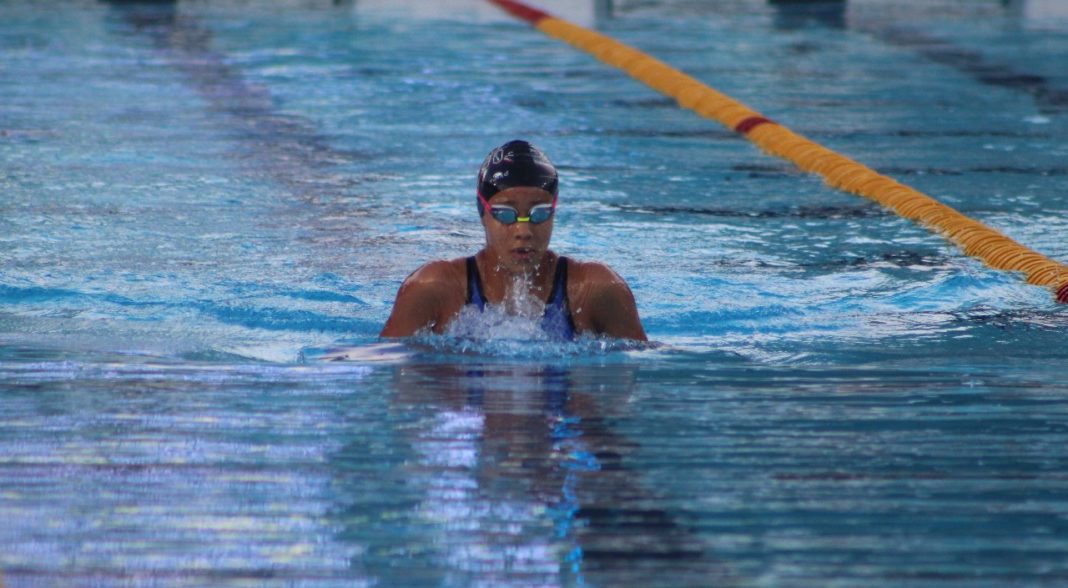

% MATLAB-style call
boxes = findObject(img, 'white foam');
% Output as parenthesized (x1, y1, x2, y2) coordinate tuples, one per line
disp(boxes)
(445, 272, 552, 342)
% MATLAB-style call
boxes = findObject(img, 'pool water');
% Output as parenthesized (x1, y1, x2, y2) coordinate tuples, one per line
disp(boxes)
(3, 0, 1068, 585)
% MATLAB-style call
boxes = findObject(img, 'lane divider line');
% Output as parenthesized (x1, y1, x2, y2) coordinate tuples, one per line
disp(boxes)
(487, 0, 1068, 304)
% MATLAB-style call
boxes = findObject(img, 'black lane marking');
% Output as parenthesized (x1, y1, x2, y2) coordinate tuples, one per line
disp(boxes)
(613, 203, 888, 219)
(106, 2, 365, 202)
(759, 1, 1068, 115)
(882, 166, 1068, 177)
(861, 25, 1068, 116)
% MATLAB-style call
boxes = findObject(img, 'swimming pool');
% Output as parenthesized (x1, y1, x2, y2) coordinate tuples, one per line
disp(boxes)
(3, 0, 1068, 585)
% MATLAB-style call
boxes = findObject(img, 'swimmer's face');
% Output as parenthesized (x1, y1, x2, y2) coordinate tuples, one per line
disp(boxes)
(480, 186, 555, 274)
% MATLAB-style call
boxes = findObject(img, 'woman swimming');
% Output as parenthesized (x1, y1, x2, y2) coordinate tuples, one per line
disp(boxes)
(380, 140, 647, 341)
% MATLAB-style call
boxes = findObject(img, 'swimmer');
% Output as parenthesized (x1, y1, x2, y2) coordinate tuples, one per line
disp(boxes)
(381, 140, 647, 341)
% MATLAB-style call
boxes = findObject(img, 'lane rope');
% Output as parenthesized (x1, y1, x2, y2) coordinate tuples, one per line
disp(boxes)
(488, 0, 1068, 304)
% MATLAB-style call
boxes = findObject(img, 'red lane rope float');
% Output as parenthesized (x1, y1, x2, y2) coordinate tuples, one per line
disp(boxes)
(489, 0, 550, 23)
(486, 0, 1068, 303)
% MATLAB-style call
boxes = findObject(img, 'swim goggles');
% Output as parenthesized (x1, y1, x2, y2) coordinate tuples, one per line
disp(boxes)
(478, 193, 557, 225)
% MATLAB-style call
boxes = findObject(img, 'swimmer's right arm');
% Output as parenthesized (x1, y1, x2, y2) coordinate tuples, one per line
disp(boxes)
(379, 261, 460, 338)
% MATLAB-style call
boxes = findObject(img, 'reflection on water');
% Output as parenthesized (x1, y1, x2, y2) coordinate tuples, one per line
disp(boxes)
(0, 360, 372, 586)
(328, 361, 740, 586)
(4, 353, 1068, 585)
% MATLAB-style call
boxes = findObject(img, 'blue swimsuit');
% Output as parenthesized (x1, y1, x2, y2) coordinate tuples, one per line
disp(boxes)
(465, 256, 576, 341)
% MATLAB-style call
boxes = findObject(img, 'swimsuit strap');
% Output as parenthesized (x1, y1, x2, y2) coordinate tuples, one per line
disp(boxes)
(541, 257, 576, 341)
(465, 256, 486, 310)
(546, 256, 569, 308)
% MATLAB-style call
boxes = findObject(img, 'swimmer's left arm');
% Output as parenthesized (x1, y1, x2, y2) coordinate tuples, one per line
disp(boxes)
(582, 264, 648, 342)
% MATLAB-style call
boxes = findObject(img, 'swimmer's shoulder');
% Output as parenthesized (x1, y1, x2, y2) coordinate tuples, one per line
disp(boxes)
(381, 257, 469, 337)
(398, 258, 469, 309)
(403, 257, 467, 288)
(565, 257, 632, 296)
(565, 257, 646, 340)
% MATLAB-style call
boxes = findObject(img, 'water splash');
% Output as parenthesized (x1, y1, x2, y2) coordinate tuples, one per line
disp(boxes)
(412, 330, 646, 360)
(445, 271, 550, 341)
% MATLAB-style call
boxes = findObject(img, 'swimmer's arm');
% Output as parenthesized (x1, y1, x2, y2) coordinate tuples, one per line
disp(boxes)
(585, 266, 648, 342)
(379, 262, 457, 338)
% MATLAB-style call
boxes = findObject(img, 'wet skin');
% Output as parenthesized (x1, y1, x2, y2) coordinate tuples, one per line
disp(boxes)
(380, 186, 647, 341)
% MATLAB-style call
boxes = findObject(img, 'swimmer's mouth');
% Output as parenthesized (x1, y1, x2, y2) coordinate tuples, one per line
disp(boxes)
(511, 247, 535, 258)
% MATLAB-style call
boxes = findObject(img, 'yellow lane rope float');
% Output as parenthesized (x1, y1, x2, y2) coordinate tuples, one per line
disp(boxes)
(488, 0, 1068, 303)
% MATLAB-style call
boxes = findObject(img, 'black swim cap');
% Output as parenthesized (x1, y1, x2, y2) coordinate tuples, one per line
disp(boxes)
(477, 140, 558, 215)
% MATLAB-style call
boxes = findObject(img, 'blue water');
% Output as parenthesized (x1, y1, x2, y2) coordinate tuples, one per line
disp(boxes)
(3, 0, 1068, 585)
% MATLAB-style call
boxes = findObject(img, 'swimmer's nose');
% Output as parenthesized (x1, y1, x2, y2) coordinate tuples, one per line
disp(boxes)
(511, 221, 534, 239)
